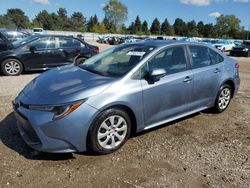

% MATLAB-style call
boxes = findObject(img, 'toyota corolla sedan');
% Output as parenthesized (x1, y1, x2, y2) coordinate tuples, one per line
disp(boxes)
(13, 40, 240, 154)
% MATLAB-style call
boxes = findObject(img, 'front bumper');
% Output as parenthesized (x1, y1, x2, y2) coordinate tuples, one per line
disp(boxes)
(13, 100, 98, 153)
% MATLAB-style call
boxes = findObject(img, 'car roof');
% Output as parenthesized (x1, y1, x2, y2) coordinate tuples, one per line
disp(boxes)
(128, 39, 207, 48)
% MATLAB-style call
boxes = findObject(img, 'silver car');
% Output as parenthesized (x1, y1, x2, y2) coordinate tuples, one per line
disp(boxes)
(13, 40, 240, 154)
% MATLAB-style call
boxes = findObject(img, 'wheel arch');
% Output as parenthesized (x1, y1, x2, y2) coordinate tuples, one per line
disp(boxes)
(222, 79, 235, 98)
(89, 104, 138, 137)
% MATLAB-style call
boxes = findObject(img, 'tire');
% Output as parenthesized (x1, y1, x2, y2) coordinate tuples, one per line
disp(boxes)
(75, 57, 86, 65)
(213, 84, 232, 113)
(1, 58, 23, 76)
(87, 108, 131, 154)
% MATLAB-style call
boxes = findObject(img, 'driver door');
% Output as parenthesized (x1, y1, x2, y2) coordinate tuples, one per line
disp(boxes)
(141, 45, 193, 128)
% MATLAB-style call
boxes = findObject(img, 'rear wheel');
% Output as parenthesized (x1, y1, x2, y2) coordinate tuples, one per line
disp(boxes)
(87, 108, 131, 154)
(213, 84, 232, 113)
(75, 57, 87, 65)
(1, 58, 23, 76)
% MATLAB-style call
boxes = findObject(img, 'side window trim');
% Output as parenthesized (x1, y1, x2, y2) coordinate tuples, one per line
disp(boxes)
(133, 44, 190, 79)
(27, 37, 56, 51)
(187, 44, 212, 69)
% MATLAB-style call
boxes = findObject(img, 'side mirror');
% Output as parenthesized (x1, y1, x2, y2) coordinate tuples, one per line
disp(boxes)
(29, 46, 37, 53)
(145, 68, 167, 84)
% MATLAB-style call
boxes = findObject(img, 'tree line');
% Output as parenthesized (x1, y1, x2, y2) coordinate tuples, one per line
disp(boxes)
(0, 0, 248, 39)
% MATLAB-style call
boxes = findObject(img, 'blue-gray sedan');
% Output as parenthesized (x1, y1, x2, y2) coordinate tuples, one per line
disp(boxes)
(13, 40, 240, 154)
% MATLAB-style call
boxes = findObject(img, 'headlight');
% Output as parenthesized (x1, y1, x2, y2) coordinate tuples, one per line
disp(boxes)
(28, 100, 86, 120)
(243, 48, 249, 52)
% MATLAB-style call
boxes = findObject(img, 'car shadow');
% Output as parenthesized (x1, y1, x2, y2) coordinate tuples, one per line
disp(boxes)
(0, 112, 75, 161)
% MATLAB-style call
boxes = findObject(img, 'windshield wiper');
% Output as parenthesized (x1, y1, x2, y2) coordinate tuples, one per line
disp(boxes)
(80, 66, 105, 76)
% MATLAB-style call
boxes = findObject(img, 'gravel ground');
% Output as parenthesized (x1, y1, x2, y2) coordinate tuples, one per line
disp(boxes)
(0, 43, 249, 188)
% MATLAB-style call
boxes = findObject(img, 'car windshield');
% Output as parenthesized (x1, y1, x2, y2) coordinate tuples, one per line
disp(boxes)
(79, 44, 155, 77)
(12, 35, 38, 48)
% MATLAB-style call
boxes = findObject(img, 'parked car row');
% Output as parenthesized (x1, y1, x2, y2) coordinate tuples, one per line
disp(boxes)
(0, 34, 99, 76)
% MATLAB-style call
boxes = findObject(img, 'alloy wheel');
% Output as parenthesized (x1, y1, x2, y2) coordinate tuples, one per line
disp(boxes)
(4, 61, 21, 75)
(218, 88, 231, 110)
(97, 115, 127, 150)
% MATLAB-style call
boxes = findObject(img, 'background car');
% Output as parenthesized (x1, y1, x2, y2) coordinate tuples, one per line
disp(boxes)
(230, 40, 250, 57)
(32, 28, 44, 34)
(212, 40, 235, 52)
(0, 35, 99, 76)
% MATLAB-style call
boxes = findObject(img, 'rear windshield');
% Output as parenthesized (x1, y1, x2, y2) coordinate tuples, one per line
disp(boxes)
(242, 41, 250, 47)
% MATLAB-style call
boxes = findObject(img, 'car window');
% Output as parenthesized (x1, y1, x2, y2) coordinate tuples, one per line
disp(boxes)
(59, 37, 83, 48)
(28, 37, 56, 49)
(188, 45, 211, 68)
(147, 46, 188, 75)
(209, 49, 224, 65)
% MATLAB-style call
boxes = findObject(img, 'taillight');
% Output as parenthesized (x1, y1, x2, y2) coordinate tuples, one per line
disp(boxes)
(235, 63, 239, 69)
(93, 48, 99, 53)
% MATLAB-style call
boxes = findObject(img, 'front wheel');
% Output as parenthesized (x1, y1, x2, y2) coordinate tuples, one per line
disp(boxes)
(213, 84, 232, 113)
(87, 108, 131, 154)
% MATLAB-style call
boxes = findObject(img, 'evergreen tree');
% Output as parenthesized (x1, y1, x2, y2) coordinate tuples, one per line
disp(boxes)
(173, 18, 187, 36)
(134, 15, 142, 34)
(141, 20, 149, 34)
(161, 18, 172, 35)
(150, 18, 161, 35)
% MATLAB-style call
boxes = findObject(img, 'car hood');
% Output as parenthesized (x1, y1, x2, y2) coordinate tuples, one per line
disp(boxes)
(19, 65, 115, 105)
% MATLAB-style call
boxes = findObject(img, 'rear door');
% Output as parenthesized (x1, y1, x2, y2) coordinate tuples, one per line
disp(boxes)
(187, 45, 224, 110)
(141, 45, 193, 127)
(57, 37, 87, 64)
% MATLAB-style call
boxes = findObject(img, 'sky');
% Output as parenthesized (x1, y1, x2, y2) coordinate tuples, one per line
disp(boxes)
(0, 0, 249, 29)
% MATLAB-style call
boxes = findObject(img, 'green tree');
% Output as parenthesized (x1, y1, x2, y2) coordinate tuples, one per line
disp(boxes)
(173, 18, 186, 36)
(71, 12, 86, 32)
(161, 18, 173, 36)
(103, 16, 116, 33)
(150, 18, 161, 35)
(186, 20, 198, 37)
(32, 10, 58, 30)
(57, 8, 71, 30)
(103, 0, 128, 32)
(203, 23, 218, 38)
(197, 21, 205, 37)
(215, 15, 241, 38)
(127, 22, 136, 34)
(0, 15, 16, 28)
(134, 15, 142, 34)
(5, 8, 30, 28)
(87, 14, 99, 32)
(142, 20, 149, 35)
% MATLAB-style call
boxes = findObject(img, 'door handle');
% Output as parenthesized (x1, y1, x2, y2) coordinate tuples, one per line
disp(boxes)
(214, 68, 221, 73)
(183, 76, 192, 83)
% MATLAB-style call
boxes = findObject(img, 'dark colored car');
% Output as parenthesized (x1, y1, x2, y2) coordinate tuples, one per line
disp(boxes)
(0, 35, 99, 76)
(230, 40, 250, 57)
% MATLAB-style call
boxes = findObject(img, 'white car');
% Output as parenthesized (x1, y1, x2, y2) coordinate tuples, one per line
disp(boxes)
(212, 40, 235, 52)
(32, 28, 44, 34)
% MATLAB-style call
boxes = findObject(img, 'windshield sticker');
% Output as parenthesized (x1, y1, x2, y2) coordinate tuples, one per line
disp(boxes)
(126, 51, 146, 56)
